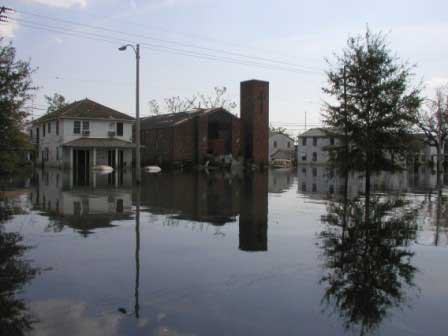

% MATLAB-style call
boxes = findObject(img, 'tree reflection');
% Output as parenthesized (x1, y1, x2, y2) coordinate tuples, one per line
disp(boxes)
(0, 199, 40, 335)
(319, 195, 419, 335)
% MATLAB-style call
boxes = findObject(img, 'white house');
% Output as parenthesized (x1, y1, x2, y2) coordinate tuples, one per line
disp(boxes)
(297, 128, 339, 164)
(269, 132, 295, 161)
(30, 99, 136, 170)
(297, 127, 442, 171)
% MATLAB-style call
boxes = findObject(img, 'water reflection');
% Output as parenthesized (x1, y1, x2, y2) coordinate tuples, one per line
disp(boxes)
(297, 163, 440, 196)
(415, 189, 448, 247)
(0, 196, 40, 336)
(140, 170, 269, 252)
(319, 194, 420, 335)
(31, 169, 133, 236)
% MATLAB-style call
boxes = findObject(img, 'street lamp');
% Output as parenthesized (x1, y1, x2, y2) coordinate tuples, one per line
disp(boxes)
(119, 43, 141, 183)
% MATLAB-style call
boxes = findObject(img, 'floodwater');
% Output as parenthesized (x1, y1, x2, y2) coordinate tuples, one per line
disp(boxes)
(1, 166, 447, 336)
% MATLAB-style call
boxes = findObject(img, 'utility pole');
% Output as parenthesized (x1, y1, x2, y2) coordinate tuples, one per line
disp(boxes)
(119, 43, 141, 184)
(135, 44, 141, 184)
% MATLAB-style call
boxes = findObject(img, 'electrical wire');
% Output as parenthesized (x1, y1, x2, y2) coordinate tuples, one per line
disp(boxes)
(15, 9, 322, 73)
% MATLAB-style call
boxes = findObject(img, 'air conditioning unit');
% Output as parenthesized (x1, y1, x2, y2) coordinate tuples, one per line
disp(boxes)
(82, 130, 90, 136)
(108, 131, 116, 137)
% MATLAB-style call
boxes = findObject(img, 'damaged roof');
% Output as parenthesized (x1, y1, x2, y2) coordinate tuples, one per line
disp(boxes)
(141, 107, 238, 130)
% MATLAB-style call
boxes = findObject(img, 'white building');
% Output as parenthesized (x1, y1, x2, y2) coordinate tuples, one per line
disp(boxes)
(269, 132, 295, 161)
(297, 127, 441, 170)
(297, 128, 338, 164)
(29, 99, 136, 170)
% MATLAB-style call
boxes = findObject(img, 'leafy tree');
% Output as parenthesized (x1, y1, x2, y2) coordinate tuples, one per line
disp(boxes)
(149, 86, 237, 114)
(416, 86, 448, 187)
(0, 39, 36, 174)
(322, 29, 423, 196)
(44, 93, 68, 114)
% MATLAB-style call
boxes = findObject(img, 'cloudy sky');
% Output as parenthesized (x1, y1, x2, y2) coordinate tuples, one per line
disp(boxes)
(2, 0, 448, 134)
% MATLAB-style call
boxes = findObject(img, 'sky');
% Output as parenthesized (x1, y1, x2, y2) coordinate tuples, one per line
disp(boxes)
(2, 0, 448, 136)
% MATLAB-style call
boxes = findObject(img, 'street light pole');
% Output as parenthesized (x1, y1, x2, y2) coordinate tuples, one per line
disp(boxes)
(119, 43, 141, 184)
(135, 44, 141, 184)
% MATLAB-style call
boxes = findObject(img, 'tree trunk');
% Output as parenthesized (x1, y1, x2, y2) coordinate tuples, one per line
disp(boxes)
(365, 166, 371, 224)
(436, 145, 442, 187)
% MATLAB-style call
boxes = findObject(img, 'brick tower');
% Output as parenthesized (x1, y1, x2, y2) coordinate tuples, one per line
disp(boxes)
(240, 79, 269, 165)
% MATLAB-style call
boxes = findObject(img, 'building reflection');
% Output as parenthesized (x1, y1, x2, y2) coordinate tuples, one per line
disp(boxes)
(297, 163, 439, 197)
(415, 189, 448, 247)
(140, 170, 269, 252)
(268, 169, 294, 193)
(319, 194, 419, 335)
(239, 172, 268, 251)
(30, 169, 133, 237)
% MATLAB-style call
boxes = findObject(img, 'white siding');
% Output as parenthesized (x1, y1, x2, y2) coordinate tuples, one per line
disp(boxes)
(269, 133, 294, 159)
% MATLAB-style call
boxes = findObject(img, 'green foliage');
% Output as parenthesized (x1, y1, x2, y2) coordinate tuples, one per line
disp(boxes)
(0, 39, 36, 174)
(322, 29, 423, 180)
(44, 93, 68, 114)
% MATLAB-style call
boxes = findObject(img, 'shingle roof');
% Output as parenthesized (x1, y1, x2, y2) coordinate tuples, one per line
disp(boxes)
(62, 138, 136, 148)
(33, 99, 134, 123)
(141, 107, 237, 130)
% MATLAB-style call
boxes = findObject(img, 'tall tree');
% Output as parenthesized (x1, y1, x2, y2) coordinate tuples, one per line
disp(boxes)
(44, 93, 68, 114)
(416, 86, 448, 187)
(0, 39, 36, 174)
(322, 29, 422, 197)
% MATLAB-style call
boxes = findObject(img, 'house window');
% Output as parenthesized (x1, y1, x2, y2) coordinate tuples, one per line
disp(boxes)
(82, 121, 90, 131)
(302, 167, 306, 175)
(43, 125, 46, 137)
(312, 152, 317, 161)
(287, 142, 291, 148)
(313, 137, 317, 146)
(273, 140, 277, 149)
(301, 153, 307, 161)
(301, 183, 307, 192)
(56, 147, 59, 160)
(117, 122, 123, 136)
(312, 183, 317, 192)
(48, 122, 51, 133)
(56, 120, 59, 135)
(330, 137, 335, 145)
(313, 167, 317, 177)
(302, 137, 307, 146)
(74, 121, 81, 134)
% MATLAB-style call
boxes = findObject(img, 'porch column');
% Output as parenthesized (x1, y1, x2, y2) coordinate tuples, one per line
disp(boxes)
(69, 147, 73, 170)
(115, 148, 118, 169)
(92, 147, 97, 168)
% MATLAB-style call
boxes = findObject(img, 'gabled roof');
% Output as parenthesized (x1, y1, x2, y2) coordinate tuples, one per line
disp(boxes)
(270, 131, 295, 141)
(298, 127, 339, 137)
(141, 107, 237, 130)
(33, 98, 134, 124)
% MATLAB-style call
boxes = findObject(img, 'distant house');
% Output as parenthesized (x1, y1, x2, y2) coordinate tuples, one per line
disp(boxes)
(269, 132, 295, 161)
(297, 127, 443, 170)
(29, 98, 136, 170)
(297, 128, 338, 164)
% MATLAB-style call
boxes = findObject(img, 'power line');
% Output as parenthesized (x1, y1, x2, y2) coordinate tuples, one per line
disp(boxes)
(15, 9, 321, 73)
(10, 18, 320, 75)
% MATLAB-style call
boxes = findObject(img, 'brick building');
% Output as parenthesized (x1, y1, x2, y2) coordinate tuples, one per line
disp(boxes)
(140, 79, 269, 166)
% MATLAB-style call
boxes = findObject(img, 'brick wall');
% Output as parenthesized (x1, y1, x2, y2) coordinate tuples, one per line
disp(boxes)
(240, 80, 269, 164)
